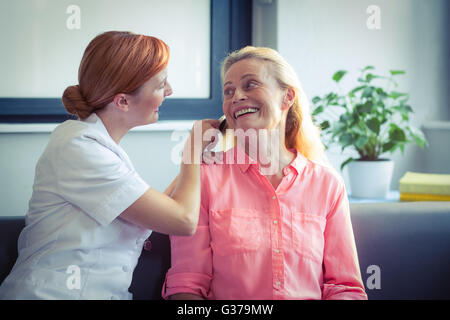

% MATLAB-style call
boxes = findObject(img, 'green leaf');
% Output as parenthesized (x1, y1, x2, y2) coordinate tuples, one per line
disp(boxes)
(332, 70, 347, 83)
(407, 126, 428, 148)
(375, 87, 388, 97)
(350, 85, 366, 95)
(312, 105, 324, 116)
(390, 70, 406, 76)
(389, 91, 408, 100)
(362, 101, 374, 113)
(404, 105, 413, 113)
(326, 92, 340, 105)
(339, 132, 354, 148)
(367, 118, 380, 134)
(355, 135, 369, 149)
(362, 66, 375, 72)
(319, 120, 330, 130)
(389, 128, 406, 142)
(340, 157, 355, 171)
(365, 73, 379, 82)
(339, 113, 353, 125)
(362, 87, 373, 98)
(331, 122, 346, 138)
(382, 142, 395, 153)
(312, 96, 321, 104)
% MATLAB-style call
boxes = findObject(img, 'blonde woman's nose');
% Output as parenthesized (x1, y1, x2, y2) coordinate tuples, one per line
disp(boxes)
(232, 88, 247, 103)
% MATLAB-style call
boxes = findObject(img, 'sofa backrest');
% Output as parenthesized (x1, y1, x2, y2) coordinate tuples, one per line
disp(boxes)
(0, 217, 25, 286)
(1, 201, 449, 300)
(351, 201, 450, 300)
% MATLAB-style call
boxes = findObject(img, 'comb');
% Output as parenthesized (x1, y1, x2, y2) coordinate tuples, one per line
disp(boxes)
(218, 115, 227, 133)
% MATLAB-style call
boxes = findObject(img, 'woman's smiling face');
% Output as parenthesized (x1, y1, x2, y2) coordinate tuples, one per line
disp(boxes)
(222, 58, 287, 131)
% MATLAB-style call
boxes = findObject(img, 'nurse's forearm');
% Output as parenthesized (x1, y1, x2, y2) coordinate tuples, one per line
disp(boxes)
(169, 141, 202, 235)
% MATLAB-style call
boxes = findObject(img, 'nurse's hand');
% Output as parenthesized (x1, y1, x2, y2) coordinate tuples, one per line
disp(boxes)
(183, 119, 221, 164)
(193, 119, 221, 151)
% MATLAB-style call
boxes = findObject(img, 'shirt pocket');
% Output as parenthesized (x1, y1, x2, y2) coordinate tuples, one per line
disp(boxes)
(292, 212, 326, 264)
(210, 208, 268, 256)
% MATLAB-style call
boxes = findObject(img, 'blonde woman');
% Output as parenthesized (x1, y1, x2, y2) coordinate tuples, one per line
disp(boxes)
(163, 46, 367, 300)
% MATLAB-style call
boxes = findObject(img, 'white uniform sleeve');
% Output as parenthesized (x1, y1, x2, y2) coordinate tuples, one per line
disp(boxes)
(55, 135, 149, 226)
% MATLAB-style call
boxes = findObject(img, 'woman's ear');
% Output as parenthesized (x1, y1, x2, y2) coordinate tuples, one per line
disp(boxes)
(282, 87, 296, 110)
(113, 93, 130, 112)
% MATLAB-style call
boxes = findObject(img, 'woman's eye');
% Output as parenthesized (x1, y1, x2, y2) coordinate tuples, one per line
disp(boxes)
(224, 88, 234, 97)
(247, 81, 258, 88)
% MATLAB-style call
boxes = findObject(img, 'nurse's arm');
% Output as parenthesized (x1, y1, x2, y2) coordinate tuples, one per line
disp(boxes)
(120, 119, 219, 237)
(120, 166, 198, 236)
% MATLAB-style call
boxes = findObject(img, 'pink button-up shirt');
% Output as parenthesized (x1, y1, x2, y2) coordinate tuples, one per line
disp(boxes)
(163, 146, 367, 300)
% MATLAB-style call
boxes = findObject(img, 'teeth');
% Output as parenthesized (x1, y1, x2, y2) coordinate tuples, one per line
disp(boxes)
(234, 108, 259, 119)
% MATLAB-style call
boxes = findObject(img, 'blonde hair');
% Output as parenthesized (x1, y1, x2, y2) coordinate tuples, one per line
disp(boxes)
(221, 46, 325, 162)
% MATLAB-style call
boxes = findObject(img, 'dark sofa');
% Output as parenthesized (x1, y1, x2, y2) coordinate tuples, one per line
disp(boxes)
(1, 201, 450, 300)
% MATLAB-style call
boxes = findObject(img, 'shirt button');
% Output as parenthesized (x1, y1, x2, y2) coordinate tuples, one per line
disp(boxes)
(143, 239, 152, 251)
(275, 249, 280, 253)
(272, 196, 276, 200)
(276, 281, 281, 286)
(273, 220, 278, 225)
(122, 266, 130, 272)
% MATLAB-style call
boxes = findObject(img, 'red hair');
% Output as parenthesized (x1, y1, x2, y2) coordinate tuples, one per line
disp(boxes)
(62, 31, 170, 119)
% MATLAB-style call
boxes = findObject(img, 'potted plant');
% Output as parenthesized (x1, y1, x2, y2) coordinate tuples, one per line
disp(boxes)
(311, 66, 428, 198)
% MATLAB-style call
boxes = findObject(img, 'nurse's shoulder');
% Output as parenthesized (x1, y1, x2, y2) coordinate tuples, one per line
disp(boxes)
(48, 114, 108, 153)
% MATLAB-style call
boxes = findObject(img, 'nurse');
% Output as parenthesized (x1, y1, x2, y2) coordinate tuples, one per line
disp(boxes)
(0, 31, 219, 299)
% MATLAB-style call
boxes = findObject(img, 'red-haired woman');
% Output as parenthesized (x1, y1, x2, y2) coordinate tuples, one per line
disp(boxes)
(163, 46, 367, 300)
(0, 31, 218, 300)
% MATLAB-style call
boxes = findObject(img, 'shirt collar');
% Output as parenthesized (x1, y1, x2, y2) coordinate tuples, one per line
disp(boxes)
(84, 113, 115, 145)
(287, 149, 308, 176)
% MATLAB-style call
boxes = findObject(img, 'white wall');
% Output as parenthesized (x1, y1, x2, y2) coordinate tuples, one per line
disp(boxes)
(274, 0, 450, 190)
(0, 0, 210, 98)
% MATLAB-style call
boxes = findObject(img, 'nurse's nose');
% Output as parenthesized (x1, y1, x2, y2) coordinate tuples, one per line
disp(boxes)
(165, 82, 173, 97)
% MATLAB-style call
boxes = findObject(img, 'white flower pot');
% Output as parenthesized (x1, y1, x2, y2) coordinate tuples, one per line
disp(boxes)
(347, 159, 394, 198)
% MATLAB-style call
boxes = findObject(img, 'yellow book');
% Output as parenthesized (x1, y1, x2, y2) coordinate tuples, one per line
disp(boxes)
(399, 171, 450, 196)
(400, 192, 450, 201)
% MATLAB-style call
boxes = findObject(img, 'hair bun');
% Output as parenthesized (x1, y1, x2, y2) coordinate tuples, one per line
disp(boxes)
(62, 85, 92, 119)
